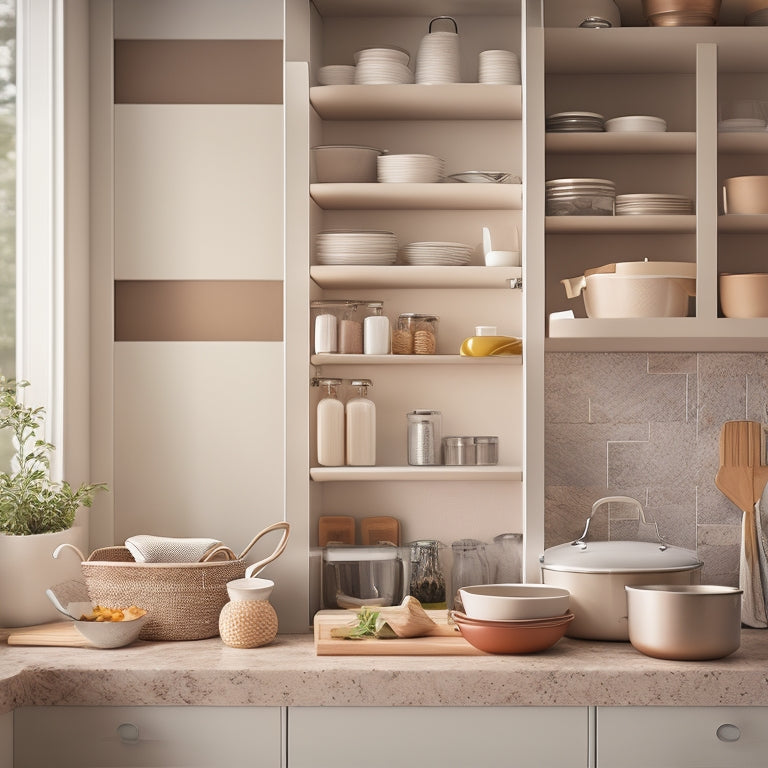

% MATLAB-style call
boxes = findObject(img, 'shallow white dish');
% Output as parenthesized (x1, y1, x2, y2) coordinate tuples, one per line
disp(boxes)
(74, 612, 149, 649)
(459, 583, 571, 621)
(605, 115, 667, 132)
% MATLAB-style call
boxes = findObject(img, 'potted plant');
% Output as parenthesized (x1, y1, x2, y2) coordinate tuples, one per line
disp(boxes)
(0, 378, 106, 627)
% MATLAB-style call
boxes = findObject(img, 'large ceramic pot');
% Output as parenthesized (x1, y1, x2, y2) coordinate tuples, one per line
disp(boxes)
(0, 526, 87, 627)
(540, 497, 703, 641)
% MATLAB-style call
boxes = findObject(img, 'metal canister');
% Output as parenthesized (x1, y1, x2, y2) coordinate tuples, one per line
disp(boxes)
(442, 436, 476, 466)
(407, 410, 442, 465)
(474, 436, 499, 465)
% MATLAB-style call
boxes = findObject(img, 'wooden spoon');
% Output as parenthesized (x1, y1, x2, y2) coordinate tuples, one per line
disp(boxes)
(715, 421, 755, 514)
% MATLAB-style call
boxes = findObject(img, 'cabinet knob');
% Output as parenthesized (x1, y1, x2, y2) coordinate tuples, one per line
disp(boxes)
(716, 723, 740, 743)
(117, 722, 140, 743)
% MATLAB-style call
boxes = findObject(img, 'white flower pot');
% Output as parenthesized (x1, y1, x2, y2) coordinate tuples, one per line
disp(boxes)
(0, 526, 87, 627)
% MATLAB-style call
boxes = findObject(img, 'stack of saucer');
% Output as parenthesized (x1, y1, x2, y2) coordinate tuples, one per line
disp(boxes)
(546, 111, 605, 132)
(401, 241, 473, 266)
(354, 47, 413, 84)
(478, 50, 521, 84)
(615, 194, 694, 216)
(718, 118, 767, 132)
(377, 154, 444, 183)
(315, 230, 398, 266)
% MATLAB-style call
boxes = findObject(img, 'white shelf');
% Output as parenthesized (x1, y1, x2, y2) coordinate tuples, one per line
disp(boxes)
(311, 353, 521, 366)
(310, 465, 523, 482)
(546, 215, 696, 234)
(546, 132, 695, 154)
(310, 84, 522, 121)
(312, 0, 517, 17)
(547, 316, 768, 351)
(718, 133, 768, 154)
(310, 183, 522, 210)
(310, 265, 521, 289)
(719, 214, 768, 233)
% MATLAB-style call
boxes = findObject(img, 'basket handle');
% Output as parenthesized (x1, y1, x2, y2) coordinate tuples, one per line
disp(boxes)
(52, 542, 87, 562)
(239, 521, 291, 578)
(200, 545, 238, 562)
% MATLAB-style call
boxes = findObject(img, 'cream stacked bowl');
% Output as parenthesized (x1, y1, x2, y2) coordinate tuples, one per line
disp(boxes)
(354, 46, 413, 84)
(377, 154, 444, 183)
(478, 50, 521, 84)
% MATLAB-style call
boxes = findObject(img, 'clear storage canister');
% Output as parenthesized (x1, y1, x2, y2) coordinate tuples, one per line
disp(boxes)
(407, 410, 442, 465)
(394, 313, 439, 355)
(310, 300, 365, 355)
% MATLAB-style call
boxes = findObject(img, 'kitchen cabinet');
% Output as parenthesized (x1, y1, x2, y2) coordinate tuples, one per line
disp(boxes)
(597, 706, 768, 768)
(536, 12, 768, 351)
(0, 711, 10, 768)
(13, 706, 282, 768)
(285, 0, 526, 614)
(287, 706, 590, 768)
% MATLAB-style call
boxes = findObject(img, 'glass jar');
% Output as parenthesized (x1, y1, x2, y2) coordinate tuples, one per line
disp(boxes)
(407, 540, 447, 609)
(310, 300, 365, 355)
(407, 410, 442, 465)
(451, 538, 491, 608)
(394, 313, 439, 355)
(490, 532, 523, 583)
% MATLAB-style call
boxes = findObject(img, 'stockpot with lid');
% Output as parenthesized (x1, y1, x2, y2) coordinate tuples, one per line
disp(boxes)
(540, 496, 703, 640)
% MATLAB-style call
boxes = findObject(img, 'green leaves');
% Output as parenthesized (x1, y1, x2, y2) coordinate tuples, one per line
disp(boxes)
(0, 377, 107, 535)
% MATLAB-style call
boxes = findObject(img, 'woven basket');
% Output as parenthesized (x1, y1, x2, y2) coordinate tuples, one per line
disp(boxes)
(72, 522, 291, 642)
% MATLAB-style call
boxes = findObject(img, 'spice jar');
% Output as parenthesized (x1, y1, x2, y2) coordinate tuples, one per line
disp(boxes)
(407, 410, 442, 465)
(394, 313, 439, 355)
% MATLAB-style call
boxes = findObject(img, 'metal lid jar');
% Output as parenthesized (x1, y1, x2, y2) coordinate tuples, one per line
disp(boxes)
(394, 313, 439, 355)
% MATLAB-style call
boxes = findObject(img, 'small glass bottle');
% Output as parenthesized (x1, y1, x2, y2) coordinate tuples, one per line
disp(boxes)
(363, 302, 390, 355)
(345, 379, 375, 466)
(315, 378, 344, 467)
(408, 540, 447, 609)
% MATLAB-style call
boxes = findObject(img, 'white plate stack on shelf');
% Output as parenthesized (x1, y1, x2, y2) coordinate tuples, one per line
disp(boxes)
(377, 154, 445, 183)
(353, 46, 413, 84)
(546, 111, 605, 132)
(317, 65, 356, 85)
(614, 194, 694, 216)
(478, 50, 521, 85)
(315, 230, 398, 265)
(401, 241, 473, 266)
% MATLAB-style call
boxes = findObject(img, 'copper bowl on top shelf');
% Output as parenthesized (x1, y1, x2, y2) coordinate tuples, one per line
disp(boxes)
(642, 0, 721, 25)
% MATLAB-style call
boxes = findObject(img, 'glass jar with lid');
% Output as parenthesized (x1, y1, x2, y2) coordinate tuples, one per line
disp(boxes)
(310, 300, 366, 355)
(362, 301, 390, 355)
(394, 313, 439, 355)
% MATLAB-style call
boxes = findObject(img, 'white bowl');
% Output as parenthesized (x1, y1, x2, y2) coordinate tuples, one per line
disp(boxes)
(605, 115, 667, 132)
(485, 250, 521, 267)
(312, 145, 385, 183)
(317, 65, 355, 86)
(74, 613, 149, 649)
(459, 584, 571, 621)
(226, 577, 275, 602)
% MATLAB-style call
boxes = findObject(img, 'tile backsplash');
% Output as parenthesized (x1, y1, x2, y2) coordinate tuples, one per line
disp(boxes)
(545, 352, 768, 586)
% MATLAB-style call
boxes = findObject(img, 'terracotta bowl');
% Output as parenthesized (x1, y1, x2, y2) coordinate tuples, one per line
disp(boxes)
(452, 611, 574, 654)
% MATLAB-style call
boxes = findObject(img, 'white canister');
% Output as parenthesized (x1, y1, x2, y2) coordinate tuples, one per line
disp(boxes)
(316, 378, 345, 467)
(314, 313, 337, 354)
(346, 379, 376, 466)
(364, 302, 390, 354)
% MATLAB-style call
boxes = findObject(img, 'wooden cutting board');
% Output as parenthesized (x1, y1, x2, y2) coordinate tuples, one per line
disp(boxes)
(5, 621, 92, 648)
(313, 609, 484, 656)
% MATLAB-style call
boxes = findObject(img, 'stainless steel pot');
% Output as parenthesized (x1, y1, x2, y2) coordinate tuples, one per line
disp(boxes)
(540, 497, 703, 640)
(625, 585, 742, 660)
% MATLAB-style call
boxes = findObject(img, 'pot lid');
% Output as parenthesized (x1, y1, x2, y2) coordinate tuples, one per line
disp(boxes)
(540, 539, 703, 574)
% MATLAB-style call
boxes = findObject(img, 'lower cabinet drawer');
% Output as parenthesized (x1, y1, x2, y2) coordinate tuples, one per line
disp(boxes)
(14, 705, 282, 768)
(288, 706, 589, 768)
(598, 707, 768, 768)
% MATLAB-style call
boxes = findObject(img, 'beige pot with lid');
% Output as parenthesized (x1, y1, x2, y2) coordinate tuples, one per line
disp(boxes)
(540, 497, 703, 640)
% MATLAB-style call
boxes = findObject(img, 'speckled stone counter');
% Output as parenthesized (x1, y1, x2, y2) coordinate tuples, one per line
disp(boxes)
(2, 628, 768, 714)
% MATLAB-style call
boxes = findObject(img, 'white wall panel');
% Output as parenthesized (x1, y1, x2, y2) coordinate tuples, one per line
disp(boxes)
(114, 0, 283, 40)
(114, 105, 283, 281)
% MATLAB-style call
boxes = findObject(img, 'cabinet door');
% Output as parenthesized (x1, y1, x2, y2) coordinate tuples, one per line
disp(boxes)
(598, 706, 768, 768)
(0, 710, 11, 768)
(288, 706, 588, 768)
(14, 706, 281, 768)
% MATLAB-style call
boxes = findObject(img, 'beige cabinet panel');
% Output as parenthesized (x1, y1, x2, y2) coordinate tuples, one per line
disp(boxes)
(14, 706, 281, 768)
(115, 104, 283, 280)
(598, 706, 768, 768)
(288, 706, 589, 768)
(0, 711, 10, 768)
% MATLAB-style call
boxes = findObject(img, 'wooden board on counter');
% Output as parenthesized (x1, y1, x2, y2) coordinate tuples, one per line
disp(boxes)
(313, 609, 484, 656)
(5, 621, 92, 648)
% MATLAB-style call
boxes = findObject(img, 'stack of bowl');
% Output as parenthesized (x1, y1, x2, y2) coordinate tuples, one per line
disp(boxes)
(354, 46, 413, 85)
(545, 178, 615, 216)
(641, 0, 721, 26)
(377, 154, 444, 183)
(452, 584, 573, 654)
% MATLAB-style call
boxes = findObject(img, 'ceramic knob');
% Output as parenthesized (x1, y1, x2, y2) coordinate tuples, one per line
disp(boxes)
(218, 600, 278, 649)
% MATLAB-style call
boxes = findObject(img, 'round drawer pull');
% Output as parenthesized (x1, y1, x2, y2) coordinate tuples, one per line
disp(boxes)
(117, 722, 140, 743)
(716, 723, 740, 743)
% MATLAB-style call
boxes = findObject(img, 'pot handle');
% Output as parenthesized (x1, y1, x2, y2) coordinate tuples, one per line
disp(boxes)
(429, 16, 458, 33)
(572, 496, 667, 550)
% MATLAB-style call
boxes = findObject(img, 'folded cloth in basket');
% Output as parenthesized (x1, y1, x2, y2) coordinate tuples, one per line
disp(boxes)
(125, 535, 227, 563)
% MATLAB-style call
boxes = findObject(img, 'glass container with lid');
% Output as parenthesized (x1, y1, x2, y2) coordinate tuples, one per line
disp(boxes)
(407, 540, 447, 609)
(310, 300, 367, 355)
(394, 313, 439, 355)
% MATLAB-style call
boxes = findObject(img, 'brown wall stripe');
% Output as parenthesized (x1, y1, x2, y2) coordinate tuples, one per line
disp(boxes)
(115, 280, 284, 342)
(114, 40, 283, 104)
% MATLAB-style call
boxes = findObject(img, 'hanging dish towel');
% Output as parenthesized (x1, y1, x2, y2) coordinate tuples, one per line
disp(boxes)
(125, 535, 232, 563)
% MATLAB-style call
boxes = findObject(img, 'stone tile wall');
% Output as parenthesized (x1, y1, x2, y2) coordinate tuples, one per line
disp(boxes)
(545, 352, 768, 585)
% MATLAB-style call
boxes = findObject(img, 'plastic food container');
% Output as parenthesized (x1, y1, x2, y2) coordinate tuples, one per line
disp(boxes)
(311, 145, 386, 183)
(394, 314, 439, 355)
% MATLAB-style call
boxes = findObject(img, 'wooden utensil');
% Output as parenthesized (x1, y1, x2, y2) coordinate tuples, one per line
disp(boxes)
(715, 421, 755, 514)
(6, 622, 91, 648)
(359, 516, 400, 546)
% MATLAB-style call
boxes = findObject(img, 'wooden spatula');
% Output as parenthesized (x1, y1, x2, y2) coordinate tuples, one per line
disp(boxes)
(715, 420, 755, 514)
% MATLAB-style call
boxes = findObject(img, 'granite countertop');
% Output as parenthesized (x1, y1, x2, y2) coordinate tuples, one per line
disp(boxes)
(2, 628, 768, 713)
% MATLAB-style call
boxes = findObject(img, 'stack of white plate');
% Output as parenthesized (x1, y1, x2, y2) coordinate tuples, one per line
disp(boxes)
(605, 115, 667, 132)
(416, 31, 460, 84)
(354, 46, 413, 85)
(401, 241, 473, 266)
(615, 194, 694, 216)
(377, 154, 445, 183)
(315, 230, 398, 266)
(718, 118, 767, 132)
(478, 50, 521, 85)
(546, 112, 605, 132)
(545, 178, 616, 216)
(317, 65, 356, 85)
(746, 7, 768, 24)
